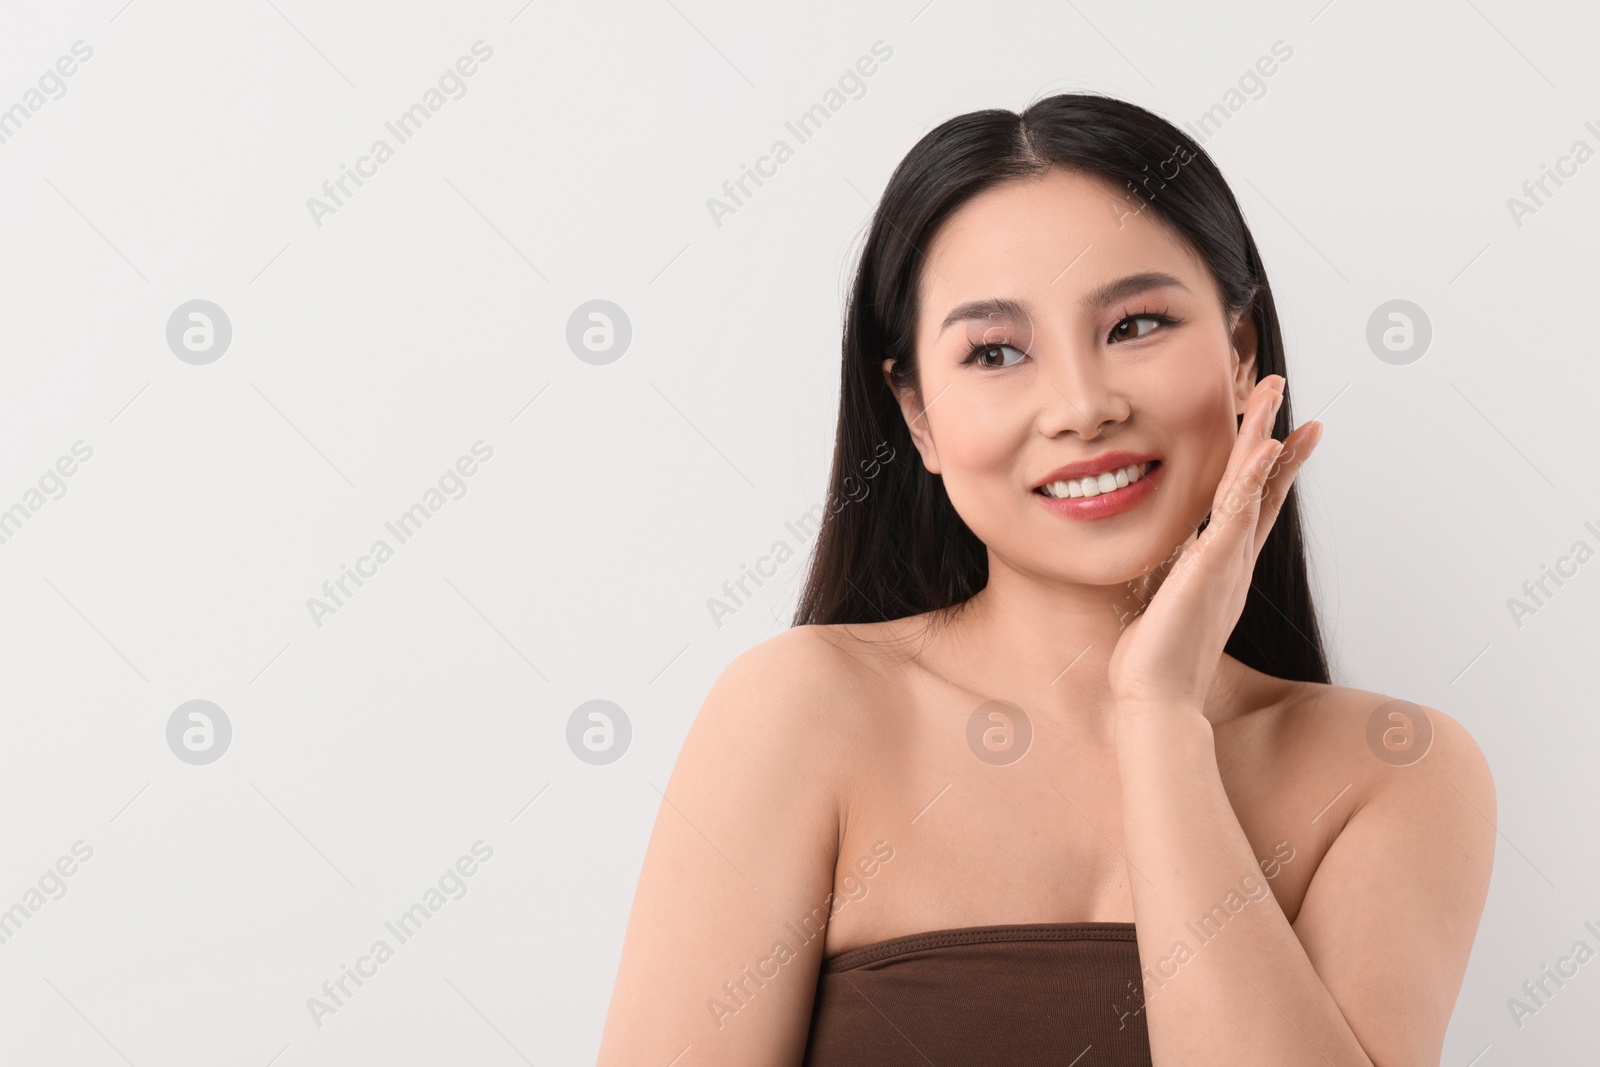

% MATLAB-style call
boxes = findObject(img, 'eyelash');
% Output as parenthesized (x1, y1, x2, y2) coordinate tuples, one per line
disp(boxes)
(960, 306, 1183, 367)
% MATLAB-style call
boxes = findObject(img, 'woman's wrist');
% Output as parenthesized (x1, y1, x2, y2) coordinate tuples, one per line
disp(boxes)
(1113, 698, 1209, 722)
(1113, 700, 1214, 753)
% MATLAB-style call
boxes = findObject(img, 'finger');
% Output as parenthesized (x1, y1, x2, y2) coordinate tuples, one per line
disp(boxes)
(1242, 434, 1284, 529)
(1212, 376, 1284, 515)
(1173, 433, 1279, 609)
(1203, 432, 1282, 558)
(1252, 420, 1322, 557)
(1213, 380, 1274, 498)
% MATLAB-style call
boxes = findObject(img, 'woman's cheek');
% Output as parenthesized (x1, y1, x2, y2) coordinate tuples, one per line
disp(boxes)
(940, 426, 1033, 542)
(944, 401, 1026, 485)
(1175, 405, 1243, 520)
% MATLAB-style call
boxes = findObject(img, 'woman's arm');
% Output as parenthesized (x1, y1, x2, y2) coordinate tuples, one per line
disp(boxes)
(1106, 375, 1495, 1063)
(1115, 700, 1494, 1066)
(596, 628, 848, 1067)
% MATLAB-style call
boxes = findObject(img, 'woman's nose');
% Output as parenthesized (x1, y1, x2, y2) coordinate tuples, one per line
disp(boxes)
(1034, 343, 1129, 438)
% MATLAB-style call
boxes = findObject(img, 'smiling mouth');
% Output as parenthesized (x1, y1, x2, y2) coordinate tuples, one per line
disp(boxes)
(1034, 460, 1160, 500)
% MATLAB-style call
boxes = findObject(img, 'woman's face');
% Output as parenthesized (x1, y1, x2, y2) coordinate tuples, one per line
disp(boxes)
(887, 166, 1259, 587)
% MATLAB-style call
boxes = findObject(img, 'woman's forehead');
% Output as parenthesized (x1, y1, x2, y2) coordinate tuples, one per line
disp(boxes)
(917, 171, 1208, 319)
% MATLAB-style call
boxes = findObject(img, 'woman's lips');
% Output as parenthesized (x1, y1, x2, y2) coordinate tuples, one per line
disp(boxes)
(1033, 460, 1163, 521)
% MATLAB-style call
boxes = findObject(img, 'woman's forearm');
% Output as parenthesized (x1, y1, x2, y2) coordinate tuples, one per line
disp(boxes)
(1115, 707, 1371, 1067)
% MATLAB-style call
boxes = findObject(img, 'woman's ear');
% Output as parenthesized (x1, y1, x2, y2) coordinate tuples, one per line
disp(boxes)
(1229, 309, 1261, 417)
(882, 358, 940, 475)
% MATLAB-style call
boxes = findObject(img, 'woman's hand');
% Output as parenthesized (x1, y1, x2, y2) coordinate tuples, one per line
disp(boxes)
(1106, 374, 1323, 715)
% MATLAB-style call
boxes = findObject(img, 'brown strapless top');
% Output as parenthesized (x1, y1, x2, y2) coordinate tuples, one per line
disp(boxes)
(802, 922, 1152, 1066)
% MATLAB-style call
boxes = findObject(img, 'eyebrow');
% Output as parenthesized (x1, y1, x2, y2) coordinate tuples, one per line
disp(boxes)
(1079, 271, 1191, 312)
(936, 271, 1192, 335)
(937, 296, 1030, 335)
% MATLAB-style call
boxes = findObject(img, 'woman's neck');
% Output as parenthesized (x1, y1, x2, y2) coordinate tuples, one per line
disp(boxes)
(908, 561, 1257, 741)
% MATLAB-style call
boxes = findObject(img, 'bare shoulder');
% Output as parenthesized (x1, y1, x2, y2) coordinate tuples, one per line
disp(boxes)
(1274, 681, 1497, 1066)
(1276, 678, 1496, 819)
(724, 621, 884, 679)
(688, 624, 891, 789)
(599, 625, 881, 1064)
(716, 623, 889, 710)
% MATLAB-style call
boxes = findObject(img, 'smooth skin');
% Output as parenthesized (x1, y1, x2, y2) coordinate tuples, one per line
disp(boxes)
(596, 168, 1495, 1067)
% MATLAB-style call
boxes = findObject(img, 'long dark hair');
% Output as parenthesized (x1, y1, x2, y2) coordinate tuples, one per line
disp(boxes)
(791, 92, 1330, 685)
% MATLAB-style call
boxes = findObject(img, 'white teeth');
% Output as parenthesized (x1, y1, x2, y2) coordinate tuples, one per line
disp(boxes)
(1039, 462, 1151, 500)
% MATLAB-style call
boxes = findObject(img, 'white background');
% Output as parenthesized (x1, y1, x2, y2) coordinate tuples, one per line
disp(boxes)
(0, 0, 1596, 1063)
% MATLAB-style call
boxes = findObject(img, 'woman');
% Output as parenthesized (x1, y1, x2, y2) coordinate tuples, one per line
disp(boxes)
(597, 93, 1494, 1066)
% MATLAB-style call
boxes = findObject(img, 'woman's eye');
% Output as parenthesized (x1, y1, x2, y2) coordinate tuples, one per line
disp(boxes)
(969, 342, 1027, 368)
(1109, 314, 1167, 343)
